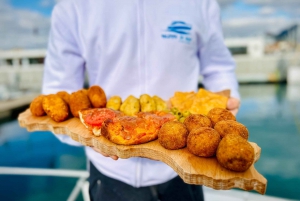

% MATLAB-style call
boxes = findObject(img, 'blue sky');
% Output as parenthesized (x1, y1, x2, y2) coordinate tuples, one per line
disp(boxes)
(0, 0, 299, 49)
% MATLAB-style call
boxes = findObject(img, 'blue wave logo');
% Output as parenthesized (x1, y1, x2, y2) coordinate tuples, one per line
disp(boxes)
(166, 21, 192, 35)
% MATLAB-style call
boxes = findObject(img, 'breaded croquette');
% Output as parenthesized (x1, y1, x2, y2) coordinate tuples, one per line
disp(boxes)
(88, 85, 107, 108)
(69, 90, 92, 117)
(56, 91, 71, 104)
(30, 95, 46, 116)
(42, 94, 69, 122)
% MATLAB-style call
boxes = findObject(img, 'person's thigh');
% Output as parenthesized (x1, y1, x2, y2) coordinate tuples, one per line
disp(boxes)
(157, 176, 204, 201)
(88, 162, 155, 201)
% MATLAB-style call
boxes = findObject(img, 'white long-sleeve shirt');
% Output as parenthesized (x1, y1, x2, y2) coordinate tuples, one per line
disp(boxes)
(42, 0, 239, 187)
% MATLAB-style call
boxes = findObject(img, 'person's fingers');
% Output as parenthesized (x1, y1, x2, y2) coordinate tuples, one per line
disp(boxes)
(226, 97, 240, 116)
(92, 147, 119, 160)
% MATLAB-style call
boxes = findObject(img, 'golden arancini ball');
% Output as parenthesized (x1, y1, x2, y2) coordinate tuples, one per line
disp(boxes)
(216, 134, 254, 172)
(183, 114, 212, 132)
(158, 121, 189, 150)
(214, 120, 249, 140)
(207, 108, 236, 127)
(187, 127, 221, 157)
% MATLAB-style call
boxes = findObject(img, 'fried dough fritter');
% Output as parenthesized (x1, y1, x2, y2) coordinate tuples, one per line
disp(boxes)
(187, 127, 221, 157)
(207, 108, 236, 127)
(183, 114, 212, 132)
(158, 121, 189, 150)
(56, 91, 71, 104)
(214, 120, 249, 140)
(42, 94, 69, 122)
(69, 90, 92, 118)
(87, 85, 107, 108)
(30, 95, 46, 116)
(216, 134, 254, 172)
(120, 95, 140, 116)
(106, 96, 122, 111)
(153, 95, 167, 111)
(140, 94, 156, 112)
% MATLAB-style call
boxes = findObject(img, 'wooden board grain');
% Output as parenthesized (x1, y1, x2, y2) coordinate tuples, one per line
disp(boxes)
(18, 109, 267, 194)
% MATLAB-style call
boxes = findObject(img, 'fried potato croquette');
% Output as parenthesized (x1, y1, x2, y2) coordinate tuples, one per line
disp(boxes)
(69, 90, 92, 118)
(120, 95, 140, 116)
(207, 108, 236, 127)
(106, 96, 122, 111)
(153, 95, 167, 111)
(158, 121, 189, 150)
(30, 95, 46, 116)
(88, 85, 107, 108)
(56, 91, 71, 104)
(42, 94, 69, 122)
(183, 114, 212, 132)
(140, 94, 156, 112)
(216, 134, 254, 172)
(214, 120, 249, 140)
(187, 127, 221, 157)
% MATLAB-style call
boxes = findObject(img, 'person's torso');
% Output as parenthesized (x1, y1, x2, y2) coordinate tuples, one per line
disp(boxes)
(70, 0, 208, 99)
(64, 0, 209, 187)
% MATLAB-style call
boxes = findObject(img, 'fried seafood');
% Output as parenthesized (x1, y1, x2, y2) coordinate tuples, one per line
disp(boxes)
(30, 95, 46, 116)
(106, 96, 122, 111)
(56, 91, 71, 104)
(187, 127, 221, 157)
(42, 94, 69, 122)
(216, 134, 254, 172)
(207, 108, 236, 127)
(214, 120, 249, 140)
(183, 114, 212, 132)
(69, 90, 92, 118)
(158, 121, 189, 150)
(88, 85, 107, 108)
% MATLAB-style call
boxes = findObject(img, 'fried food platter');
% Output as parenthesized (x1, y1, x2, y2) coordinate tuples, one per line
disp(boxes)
(18, 109, 267, 194)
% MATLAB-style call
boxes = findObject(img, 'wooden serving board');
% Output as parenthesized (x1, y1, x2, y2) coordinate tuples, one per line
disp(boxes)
(18, 109, 267, 194)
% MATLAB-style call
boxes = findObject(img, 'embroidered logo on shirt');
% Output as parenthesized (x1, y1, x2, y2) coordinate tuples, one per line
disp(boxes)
(162, 21, 192, 43)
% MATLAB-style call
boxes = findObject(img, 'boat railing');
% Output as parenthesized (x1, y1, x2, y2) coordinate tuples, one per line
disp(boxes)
(0, 167, 90, 201)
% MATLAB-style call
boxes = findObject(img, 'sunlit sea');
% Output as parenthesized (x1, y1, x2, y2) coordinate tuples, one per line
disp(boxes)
(0, 83, 300, 201)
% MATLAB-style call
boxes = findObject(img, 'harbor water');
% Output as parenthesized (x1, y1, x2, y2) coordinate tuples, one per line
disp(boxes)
(0, 83, 300, 201)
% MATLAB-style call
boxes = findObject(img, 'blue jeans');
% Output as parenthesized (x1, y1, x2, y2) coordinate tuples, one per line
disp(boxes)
(89, 161, 204, 201)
